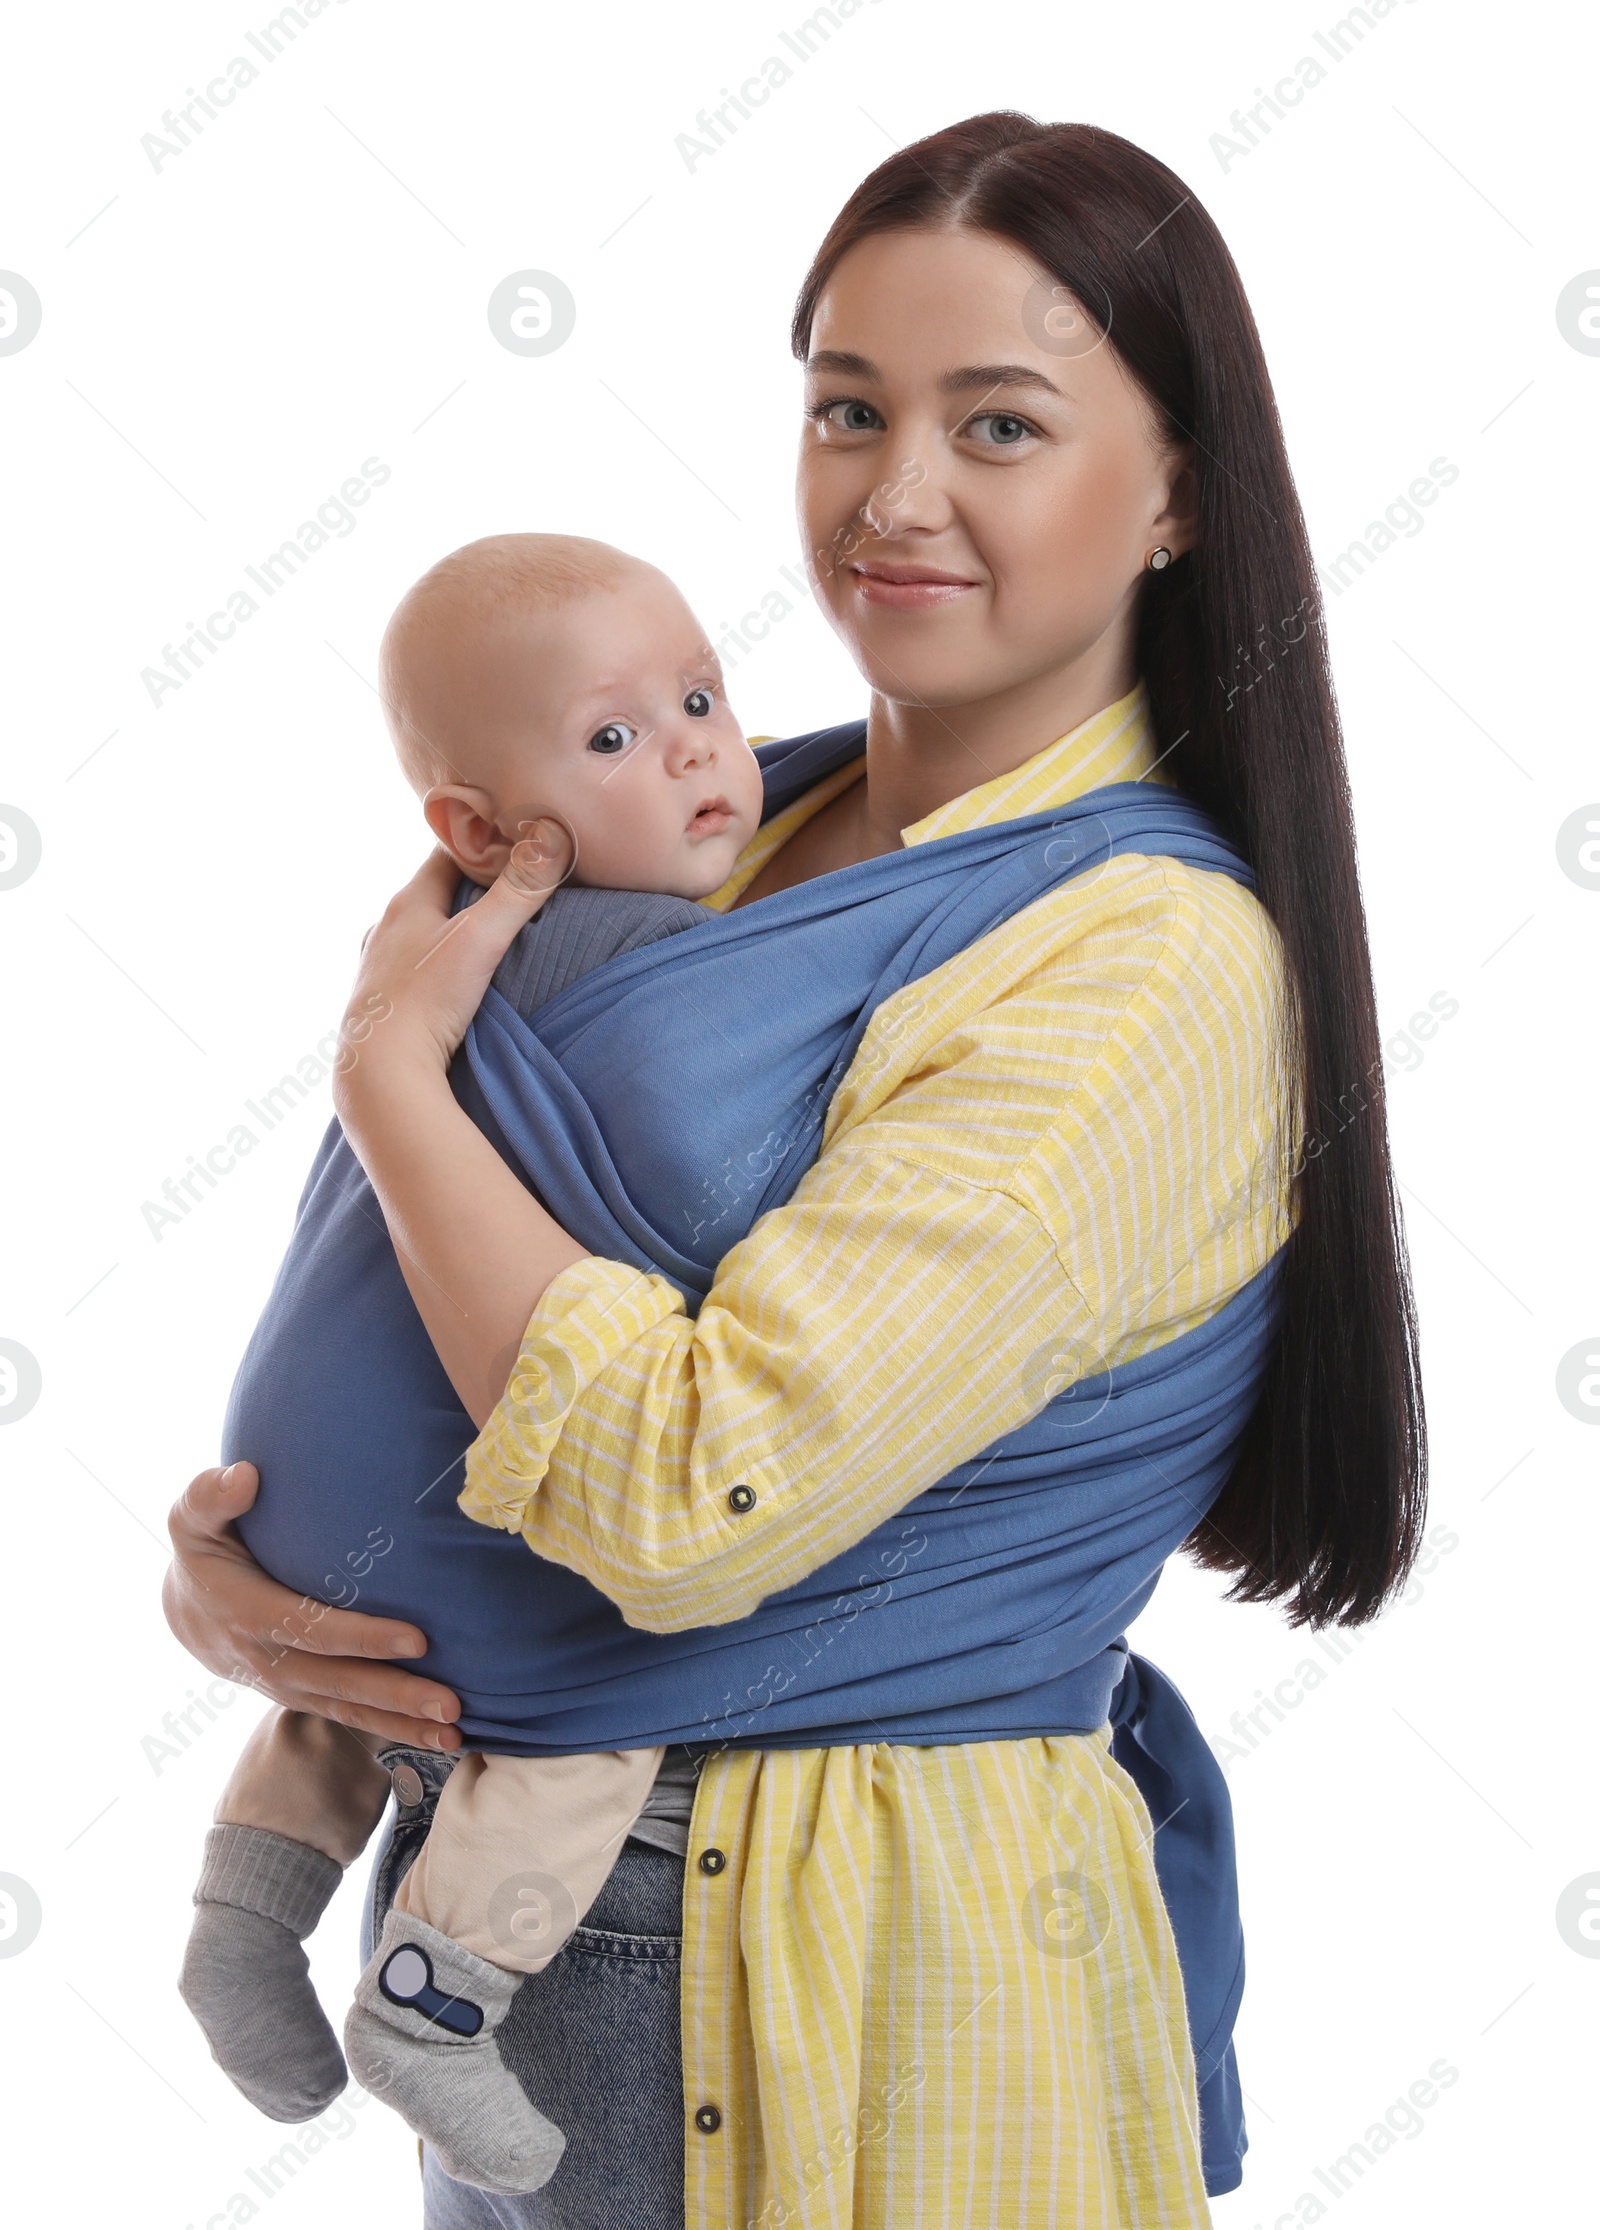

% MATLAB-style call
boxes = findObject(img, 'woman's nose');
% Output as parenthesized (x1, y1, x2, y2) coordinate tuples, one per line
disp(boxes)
(854, 443, 950, 540)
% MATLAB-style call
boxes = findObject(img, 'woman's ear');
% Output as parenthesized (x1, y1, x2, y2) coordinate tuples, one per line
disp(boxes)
(423, 786, 515, 886)
(1154, 443, 1201, 559)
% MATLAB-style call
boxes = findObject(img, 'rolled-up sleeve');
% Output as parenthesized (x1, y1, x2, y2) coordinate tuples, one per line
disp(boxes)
(460, 857, 1297, 1633)
(460, 1256, 684, 1532)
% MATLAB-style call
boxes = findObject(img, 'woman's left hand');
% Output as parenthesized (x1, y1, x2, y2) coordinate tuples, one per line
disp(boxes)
(334, 824, 573, 1095)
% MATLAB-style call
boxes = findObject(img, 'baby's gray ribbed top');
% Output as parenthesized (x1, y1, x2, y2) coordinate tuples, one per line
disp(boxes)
(479, 879, 714, 1014)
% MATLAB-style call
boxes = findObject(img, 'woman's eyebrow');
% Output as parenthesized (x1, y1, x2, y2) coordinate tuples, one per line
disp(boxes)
(805, 349, 878, 378)
(940, 363, 1064, 398)
(804, 350, 1063, 401)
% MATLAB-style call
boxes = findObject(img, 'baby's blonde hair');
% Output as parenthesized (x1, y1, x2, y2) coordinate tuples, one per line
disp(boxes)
(379, 533, 639, 791)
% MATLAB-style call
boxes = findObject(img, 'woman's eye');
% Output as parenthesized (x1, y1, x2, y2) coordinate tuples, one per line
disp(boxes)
(683, 688, 713, 719)
(813, 398, 884, 433)
(587, 722, 636, 756)
(966, 411, 1035, 447)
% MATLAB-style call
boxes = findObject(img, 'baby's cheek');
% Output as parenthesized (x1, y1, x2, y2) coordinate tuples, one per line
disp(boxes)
(731, 748, 768, 828)
(582, 815, 662, 886)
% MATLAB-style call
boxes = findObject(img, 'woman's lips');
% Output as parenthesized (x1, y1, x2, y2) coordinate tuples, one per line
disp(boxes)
(848, 562, 978, 611)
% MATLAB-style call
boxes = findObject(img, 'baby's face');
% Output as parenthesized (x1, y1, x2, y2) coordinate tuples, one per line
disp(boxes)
(443, 571, 764, 900)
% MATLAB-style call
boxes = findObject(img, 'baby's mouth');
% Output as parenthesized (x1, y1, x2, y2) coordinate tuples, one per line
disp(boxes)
(689, 796, 734, 836)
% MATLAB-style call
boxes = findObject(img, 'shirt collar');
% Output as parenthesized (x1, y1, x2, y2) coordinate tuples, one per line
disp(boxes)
(705, 680, 1166, 911)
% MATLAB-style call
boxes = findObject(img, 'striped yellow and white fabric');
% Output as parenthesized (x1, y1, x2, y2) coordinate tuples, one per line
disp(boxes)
(684, 1733, 1209, 2230)
(462, 681, 1300, 2227)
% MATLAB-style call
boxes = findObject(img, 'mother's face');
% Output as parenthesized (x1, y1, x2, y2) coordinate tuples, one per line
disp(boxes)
(797, 227, 1196, 713)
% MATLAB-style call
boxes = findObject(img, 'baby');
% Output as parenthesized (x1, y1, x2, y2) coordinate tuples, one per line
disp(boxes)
(179, 534, 767, 2195)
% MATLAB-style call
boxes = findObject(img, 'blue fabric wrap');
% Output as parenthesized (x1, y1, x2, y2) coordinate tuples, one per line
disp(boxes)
(227, 719, 1280, 2193)
(1109, 1652, 1249, 2194)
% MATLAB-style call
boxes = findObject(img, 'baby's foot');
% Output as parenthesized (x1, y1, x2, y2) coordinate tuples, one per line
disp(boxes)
(179, 1825, 347, 2120)
(344, 1912, 565, 2195)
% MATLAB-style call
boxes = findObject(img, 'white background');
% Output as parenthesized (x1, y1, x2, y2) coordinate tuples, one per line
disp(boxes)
(1, 2, 1595, 2224)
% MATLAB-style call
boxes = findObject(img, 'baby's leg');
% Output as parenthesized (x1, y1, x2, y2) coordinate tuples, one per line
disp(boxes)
(216, 1706, 394, 1861)
(345, 1747, 663, 2195)
(181, 1708, 394, 2121)
(395, 1746, 665, 1968)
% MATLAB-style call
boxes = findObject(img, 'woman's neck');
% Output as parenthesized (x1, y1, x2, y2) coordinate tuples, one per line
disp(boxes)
(729, 647, 1139, 908)
(858, 647, 1138, 851)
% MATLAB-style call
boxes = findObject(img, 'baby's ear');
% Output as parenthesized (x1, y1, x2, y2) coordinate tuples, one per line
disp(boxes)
(422, 785, 511, 884)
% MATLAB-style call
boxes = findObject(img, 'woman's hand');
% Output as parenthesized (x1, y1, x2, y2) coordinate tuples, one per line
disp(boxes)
(334, 825, 574, 1099)
(163, 1462, 465, 1750)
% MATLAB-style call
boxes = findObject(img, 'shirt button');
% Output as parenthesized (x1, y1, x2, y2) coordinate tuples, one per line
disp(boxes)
(694, 2104, 722, 2134)
(727, 1484, 756, 1513)
(698, 1847, 727, 1875)
(391, 1764, 425, 1809)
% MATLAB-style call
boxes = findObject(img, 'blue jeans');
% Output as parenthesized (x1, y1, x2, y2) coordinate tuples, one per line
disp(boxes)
(365, 1748, 686, 2229)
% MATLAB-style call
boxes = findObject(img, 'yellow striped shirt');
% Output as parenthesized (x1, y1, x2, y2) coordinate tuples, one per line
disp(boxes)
(463, 682, 1298, 2226)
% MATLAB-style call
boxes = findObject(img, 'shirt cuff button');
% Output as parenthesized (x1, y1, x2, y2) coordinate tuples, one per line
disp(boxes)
(694, 2104, 723, 2134)
(727, 1484, 756, 1512)
(698, 1846, 727, 1875)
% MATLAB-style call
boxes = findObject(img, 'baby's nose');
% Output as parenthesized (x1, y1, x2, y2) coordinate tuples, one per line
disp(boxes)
(666, 722, 713, 766)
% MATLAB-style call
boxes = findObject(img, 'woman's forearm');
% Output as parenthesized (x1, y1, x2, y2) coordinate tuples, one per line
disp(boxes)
(338, 1061, 589, 1426)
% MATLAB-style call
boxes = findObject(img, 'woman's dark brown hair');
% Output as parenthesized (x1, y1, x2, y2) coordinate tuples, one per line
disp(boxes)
(792, 112, 1426, 1628)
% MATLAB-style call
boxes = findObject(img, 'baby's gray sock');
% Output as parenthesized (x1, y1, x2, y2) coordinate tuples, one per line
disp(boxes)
(344, 1911, 565, 2196)
(180, 1824, 347, 2121)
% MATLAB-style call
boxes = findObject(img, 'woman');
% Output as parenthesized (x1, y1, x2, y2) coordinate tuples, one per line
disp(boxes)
(165, 113, 1425, 2227)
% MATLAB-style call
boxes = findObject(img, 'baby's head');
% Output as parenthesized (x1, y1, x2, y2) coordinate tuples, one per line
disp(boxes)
(379, 534, 764, 898)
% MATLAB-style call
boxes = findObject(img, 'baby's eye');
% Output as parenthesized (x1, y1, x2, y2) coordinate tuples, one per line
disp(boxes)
(683, 688, 714, 719)
(587, 721, 636, 756)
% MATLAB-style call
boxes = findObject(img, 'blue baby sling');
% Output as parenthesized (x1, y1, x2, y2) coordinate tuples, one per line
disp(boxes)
(228, 719, 1285, 2194)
